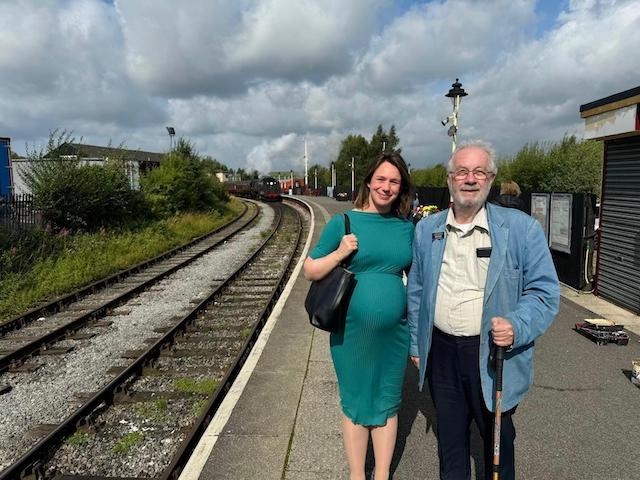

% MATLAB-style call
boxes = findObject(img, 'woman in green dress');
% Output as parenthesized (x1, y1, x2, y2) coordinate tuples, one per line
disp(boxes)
(303, 152, 414, 480)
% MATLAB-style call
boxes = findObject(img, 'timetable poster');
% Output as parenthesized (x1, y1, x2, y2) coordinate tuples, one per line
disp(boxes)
(531, 193, 550, 241)
(549, 193, 572, 254)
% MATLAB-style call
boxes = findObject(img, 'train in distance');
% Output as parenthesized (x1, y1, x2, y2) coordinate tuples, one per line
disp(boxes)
(224, 176, 282, 202)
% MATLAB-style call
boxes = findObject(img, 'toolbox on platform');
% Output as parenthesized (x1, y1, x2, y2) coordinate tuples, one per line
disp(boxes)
(574, 318, 629, 346)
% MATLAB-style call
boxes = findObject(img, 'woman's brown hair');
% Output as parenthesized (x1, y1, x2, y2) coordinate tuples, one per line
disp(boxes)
(353, 152, 413, 217)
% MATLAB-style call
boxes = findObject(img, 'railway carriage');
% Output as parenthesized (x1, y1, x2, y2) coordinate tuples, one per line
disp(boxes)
(224, 180, 254, 198)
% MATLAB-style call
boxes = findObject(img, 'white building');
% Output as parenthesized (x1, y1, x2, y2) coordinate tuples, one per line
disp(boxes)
(11, 143, 162, 195)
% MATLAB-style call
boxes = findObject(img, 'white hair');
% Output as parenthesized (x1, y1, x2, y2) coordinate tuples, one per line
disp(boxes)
(447, 140, 498, 175)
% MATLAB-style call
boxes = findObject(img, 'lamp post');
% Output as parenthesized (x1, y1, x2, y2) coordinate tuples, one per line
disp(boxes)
(333, 162, 337, 190)
(314, 167, 318, 190)
(442, 78, 468, 152)
(329, 162, 336, 198)
(351, 156, 356, 202)
(166, 126, 175, 150)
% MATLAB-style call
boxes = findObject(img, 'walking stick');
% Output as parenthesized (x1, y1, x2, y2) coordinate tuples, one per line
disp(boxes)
(492, 345, 505, 480)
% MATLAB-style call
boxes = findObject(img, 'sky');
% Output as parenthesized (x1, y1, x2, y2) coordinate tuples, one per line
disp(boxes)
(1, 0, 638, 175)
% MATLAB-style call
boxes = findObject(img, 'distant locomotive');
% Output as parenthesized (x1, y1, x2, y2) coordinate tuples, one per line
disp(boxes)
(258, 176, 282, 201)
(224, 176, 282, 202)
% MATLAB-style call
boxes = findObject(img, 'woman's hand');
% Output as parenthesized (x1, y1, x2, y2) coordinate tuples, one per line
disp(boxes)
(303, 233, 358, 281)
(336, 233, 358, 262)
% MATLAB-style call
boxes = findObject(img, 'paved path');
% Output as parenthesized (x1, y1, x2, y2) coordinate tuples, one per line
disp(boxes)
(181, 196, 640, 479)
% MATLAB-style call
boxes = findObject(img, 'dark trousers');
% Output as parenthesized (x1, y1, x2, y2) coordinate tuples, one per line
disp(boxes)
(427, 328, 516, 480)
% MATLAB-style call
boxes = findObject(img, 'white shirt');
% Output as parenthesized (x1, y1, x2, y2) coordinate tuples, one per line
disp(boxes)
(434, 207, 492, 336)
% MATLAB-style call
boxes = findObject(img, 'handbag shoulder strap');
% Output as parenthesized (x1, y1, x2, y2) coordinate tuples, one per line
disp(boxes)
(342, 213, 353, 267)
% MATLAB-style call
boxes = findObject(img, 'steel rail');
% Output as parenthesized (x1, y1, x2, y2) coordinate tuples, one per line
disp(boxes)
(0, 203, 299, 480)
(0, 203, 258, 373)
(159, 199, 307, 480)
(0, 204, 249, 336)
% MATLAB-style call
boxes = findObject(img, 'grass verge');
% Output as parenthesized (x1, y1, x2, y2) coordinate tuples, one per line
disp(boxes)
(0, 199, 244, 321)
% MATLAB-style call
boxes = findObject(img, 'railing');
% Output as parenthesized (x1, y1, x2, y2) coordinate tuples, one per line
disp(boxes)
(0, 193, 41, 230)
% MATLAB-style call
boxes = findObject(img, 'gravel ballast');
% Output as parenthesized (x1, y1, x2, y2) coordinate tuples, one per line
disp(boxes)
(0, 205, 275, 470)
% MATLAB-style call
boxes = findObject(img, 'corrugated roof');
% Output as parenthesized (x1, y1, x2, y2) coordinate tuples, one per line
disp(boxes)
(58, 143, 163, 164)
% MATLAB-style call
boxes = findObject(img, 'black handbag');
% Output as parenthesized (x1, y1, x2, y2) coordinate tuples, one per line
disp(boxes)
(304, 213, 356, 332)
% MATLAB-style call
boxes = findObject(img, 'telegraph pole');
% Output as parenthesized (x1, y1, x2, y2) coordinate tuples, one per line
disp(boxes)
(304, 138, 308, 190)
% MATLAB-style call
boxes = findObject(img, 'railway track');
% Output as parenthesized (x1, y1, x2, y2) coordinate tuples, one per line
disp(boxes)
(0, 198, 310, 479)
(0, 202, 258, 374)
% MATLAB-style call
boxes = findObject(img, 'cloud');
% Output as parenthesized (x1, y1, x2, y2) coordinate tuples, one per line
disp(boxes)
(357, 0, 536, 93)
(116, 0, 384, 97)
(245, 133, 300, 173)
(0, 0, 164, 144)
(2, 0, 638, 175)
(459, 0, 640, 156)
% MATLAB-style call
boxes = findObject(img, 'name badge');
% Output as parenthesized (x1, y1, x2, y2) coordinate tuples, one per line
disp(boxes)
(432, 232, 445, 240)
(476, 247, 492, 258)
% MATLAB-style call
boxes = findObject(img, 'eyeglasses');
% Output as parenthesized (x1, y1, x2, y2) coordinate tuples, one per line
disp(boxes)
(449, 168, 493, 180)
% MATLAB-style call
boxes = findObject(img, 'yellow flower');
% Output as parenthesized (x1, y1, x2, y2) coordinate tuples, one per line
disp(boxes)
(412, 204, 440, 222)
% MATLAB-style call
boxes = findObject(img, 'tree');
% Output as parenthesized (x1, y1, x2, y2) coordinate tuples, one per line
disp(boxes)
(173, 137, 198, 159)
(497, 136, 602, 195)
(412, 164, 448, 187)
(141, 148, 228, 218)
(334, 134, 368, 188)
(539, 136, 601, 194)
(333, 124, 402, 189)
(369, 124, 401, 159)
(309, 164, 330, 189)
(21, 129, 144, 231)
(230, 168, 259, 181)
(496, 142, 548, 191)
(201, 155, 228, 173)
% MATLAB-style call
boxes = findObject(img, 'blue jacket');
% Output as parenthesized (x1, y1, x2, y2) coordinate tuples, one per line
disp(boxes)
(407, 203, 559, 411)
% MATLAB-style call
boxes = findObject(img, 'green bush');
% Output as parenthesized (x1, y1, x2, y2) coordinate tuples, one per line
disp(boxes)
(21, 131, 147, 231)
(497, 136, 602, 194)
(30, 163, 146, 231)
(141, 153, 228, 217)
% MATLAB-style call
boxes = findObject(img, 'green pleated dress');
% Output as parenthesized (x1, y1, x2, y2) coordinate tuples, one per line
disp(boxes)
(310, 210, 414, 426)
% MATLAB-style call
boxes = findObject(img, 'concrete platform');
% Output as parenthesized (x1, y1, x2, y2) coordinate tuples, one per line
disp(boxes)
(180, 196, 640, 480)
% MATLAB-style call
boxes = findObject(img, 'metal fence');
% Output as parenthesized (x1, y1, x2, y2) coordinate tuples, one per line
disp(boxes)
(0, 194, 41, 230)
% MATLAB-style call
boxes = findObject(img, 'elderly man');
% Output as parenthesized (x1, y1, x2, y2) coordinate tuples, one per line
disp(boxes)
(407, 141, 559, 480)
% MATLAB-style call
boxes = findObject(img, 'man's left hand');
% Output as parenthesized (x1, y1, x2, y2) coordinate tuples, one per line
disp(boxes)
(491, 316, 514, 347)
